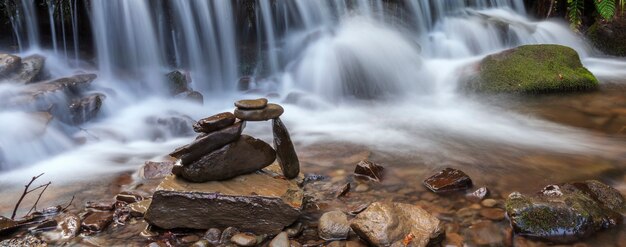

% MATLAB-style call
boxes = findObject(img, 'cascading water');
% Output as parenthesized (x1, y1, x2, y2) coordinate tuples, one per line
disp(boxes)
(1, 0, 626, 184)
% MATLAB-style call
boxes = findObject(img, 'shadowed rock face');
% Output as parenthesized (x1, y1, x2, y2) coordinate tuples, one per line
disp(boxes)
(6, 55, 45, 84)
(505, 180, 625, 244)
(176, 135, 276, 182)
(145, 173, 303, 234)
(272, 118, 300, 179)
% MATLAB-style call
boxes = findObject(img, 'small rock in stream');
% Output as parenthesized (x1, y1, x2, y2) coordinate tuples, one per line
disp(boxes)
(81, 211, 113, 233)
(220, 227, 241, 244)
(115, 191, 143, 204)
(235, 98, 268, 109)
(335, 183, 351, 198)
(85, 200, 115, 211)
(231, 232, 258, 246)
(129, 199, 152, 217)
(57, 213, 81, 238)
(234, 103, 284, 121)
(0, 235, 48, 247)
(506, 180, 625, 243)
(269, 232, 290, 247)
(423, 168, 473, 193)
(272, 117, 300, 179)
(467, 187, 489, 202)
(319, 211, 350, 240)
(193, 112, 236, 133)
(351, 202, 444, 247)
(354, 160, 384, 182)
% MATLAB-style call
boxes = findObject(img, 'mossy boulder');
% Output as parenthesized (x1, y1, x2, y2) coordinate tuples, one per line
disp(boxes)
(587, 18, 626, 57)
(468, 45, 599, 93)
(505, 180, 624, 244)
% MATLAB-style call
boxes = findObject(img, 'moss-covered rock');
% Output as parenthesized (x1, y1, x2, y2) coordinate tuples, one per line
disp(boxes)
(468, 44, 599, 93)
(505, 180, 624, 244)
(587, 18, 626, 57)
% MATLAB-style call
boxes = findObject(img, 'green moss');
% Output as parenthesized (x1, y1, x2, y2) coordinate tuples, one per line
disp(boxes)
(469, 44, 599, 94)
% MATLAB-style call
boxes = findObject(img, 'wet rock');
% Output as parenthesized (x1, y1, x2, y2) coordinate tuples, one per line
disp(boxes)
(479, 208, 505, 221)
(234, 103, 284, 121)
(269, 232, 290, 247)
(350, 202, 444, 247)
(81, 211, 113, 233)
(355, 184, 369, 192)
(115, 191, 143, 204)
(0, 235, 47, 247)
(166, 70, 190, 96)
(587, 17, 626, 57)
(9, 74, 97, 110)
(481, 199, 498, 208)
(445, 232, 464, 247)
(465, 221, 505, 246)
(175, 90, 204, 104)
(141, 161, 175, 179)
(170, 121, 245, 164)
(203, 228, 222, 245)
(354, 160, 384, 182)
(0, 216, 18, 234)
(113, 204, 131, 225)
(145, 171, 303, 234)
(8, 54, 45, 84)
(272, 117, 300, 179)
(67, 93, 105, 125)
(505, 180, 625, 243)
(319, 211, 350, 240)
(220, 227, 240, 244)
(285, 222, 303, 238)
(176, 135, 276, 182)
(193, 112, 236, 133)
(0, 54, 21, 78)
(231, 233, 258, 246)
(129, 199, 152, 217)
(57, 213, 81, 238)
(335, 183, 351, 198)
(235, 98, 268, 109)
(467, 187, 489, 202)
(423, 168, 472, 193)
(182, 235, 201, 244)
(146, 113, 196, 138)
(191, 240, 211, 247)
(85, 200, 115, 211)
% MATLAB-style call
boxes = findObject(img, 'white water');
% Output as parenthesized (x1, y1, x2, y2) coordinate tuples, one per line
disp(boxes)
(1, 0, 626, 184)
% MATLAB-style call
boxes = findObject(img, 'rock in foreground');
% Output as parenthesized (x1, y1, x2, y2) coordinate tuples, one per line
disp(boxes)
(350, 202, 444, 247)
(272, 117, 300, 179)
(423, 168, 472, 193)
(145, 172, 303, 234)
(467, 45, 598, 93)
(505, 180, 625, 243)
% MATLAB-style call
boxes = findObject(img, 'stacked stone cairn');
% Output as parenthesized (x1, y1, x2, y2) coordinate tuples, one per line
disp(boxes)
(145, 98, 304, 234)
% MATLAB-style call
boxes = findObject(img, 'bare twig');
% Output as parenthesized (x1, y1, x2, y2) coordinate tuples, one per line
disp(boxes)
(11, 173, 44, 220)
(62, 195, 75, 212)
(26, 182, 52, 216)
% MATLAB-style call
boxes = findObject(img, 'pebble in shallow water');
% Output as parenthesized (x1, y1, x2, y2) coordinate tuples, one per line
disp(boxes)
(423, 168, 473, 193)
(318, 211, 350, 240)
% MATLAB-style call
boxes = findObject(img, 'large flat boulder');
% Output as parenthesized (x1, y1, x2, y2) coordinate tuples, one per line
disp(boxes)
(145, 171, 303, 234)
(467, 45, 598, 93)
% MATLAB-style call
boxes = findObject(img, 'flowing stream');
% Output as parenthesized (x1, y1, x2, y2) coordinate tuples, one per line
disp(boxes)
(1, 0, 625, 192)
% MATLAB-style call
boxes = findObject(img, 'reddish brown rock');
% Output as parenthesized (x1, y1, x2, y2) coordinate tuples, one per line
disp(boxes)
(423, 168, 472, 193)
(272, 117, 300, 179)
(170, 121, 245, 164)
(235, 98, 268, 109)
(81, 211, 113, 233)
(192, 112, 236, 133)
(234, 103, 284, 121)
(354, 160, 384, 182)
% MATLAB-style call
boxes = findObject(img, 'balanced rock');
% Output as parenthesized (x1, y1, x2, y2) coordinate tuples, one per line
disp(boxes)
(354, 160, 384, 182)
(170, 121, 245, 164)
(505, 180, 625, 243)
(9, 54, 45, 84)
(0, 54, 21, 78)
(235, 103, 284, 121)
(145, 171, 303, 234)
(350, 202, 444, 247)
(319, 211, 350, 240)
(423, 168, 472, 193)
(235, 98, 268, 109)
(174, 135, 276, 182)
(193, 112, 236, 133)
(272, 117, 300, 179)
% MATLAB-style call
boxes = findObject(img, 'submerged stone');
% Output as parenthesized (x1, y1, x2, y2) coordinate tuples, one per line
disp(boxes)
(175, 135, 276, 182)
(505, 180, 625, 243)
(145, 172, 303, 234)
(192, 112, 236, 134)
(423, 168, 472, 193)
(234, 103, 284, 121)
(272, 117, 300, 179)
(350, 202, 444, 247)
(354, 160, 384, 182)
(235, 98, 268, 109)
(467, 44, 598, 93)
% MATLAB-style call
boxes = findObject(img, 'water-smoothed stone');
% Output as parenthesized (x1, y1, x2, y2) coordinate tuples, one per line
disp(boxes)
(0, 216, 18, 235)
(203, 228, 222, 245)
(269, 232, 290, 247)
(170, 121, 245, 164)
(272, 117, 300, 179)
(129, 199, 152, 217)
(423, 168, 472, 193)
(57, 213, 81, 238)
(67, 93, 105, 125)
(81, 211, 113, 233)
(7, 54, 45, 84)
(175, 135, 276, 182)
(0, 54, 21, 78)
(145, 171, 303, 234)
(5, 74, 97, 110)
(220, 227, 240, 244)
(505, 180, 625, 243)
(193, 112, 236, 133)
(235, 103, 284, 121)
(319, 211, 350, 240)
(350, 202, 444, 247)
(354, 160, 384, 182)
(231, 233, 258, 246)
(235, 98, 268, 109)
(468, 187, 489, 202)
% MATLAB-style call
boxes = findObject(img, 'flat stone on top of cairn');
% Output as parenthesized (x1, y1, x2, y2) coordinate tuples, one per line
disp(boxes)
(235, 103, 284, 121)
(235, 98, 268, 109)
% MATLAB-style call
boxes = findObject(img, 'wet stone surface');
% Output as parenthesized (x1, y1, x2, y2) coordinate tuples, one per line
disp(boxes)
(423, 168, 473, 193)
